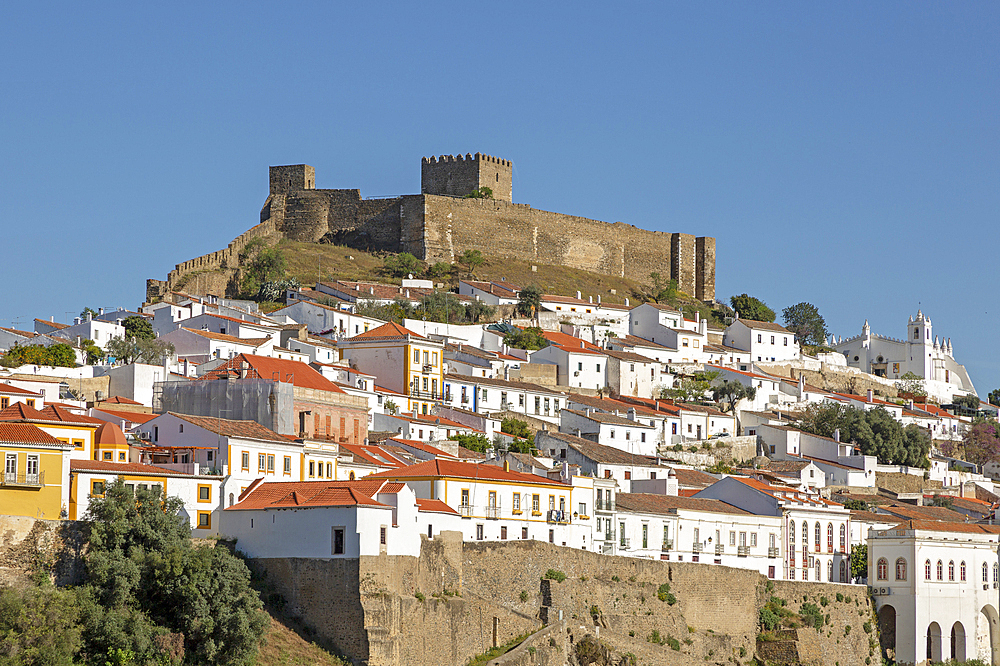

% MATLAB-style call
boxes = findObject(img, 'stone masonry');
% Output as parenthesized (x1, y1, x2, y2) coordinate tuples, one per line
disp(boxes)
(147, 154, 717, 303)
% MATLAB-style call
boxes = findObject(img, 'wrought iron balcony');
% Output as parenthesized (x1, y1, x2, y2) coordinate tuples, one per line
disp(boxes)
(2, 471, 43, 487)
(715, 543, 724, 556)
(692, 542, 702, 553)
(661, 539, 673, 552)
(485, 506, 500, 519)
(458, 504, 473, 517)
(768, 547, 780, 558)
(738, 546, 750, 557)
(595, 499, 616, 512)
(546, 510, 570, 524)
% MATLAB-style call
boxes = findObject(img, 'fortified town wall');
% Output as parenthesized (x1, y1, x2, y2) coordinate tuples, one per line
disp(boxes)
(147, 154, 716, 304)
(250, 532, 877, 666)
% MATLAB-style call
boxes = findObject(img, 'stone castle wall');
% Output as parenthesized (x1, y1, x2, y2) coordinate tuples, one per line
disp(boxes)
(147, 157, 717, 303)
(251, 533, 875, 666)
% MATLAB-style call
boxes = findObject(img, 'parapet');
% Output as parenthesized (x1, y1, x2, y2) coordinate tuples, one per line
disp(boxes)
(421, 152, 513, 201)
(270, 165, 316, 195)
(422, 153, 512, 167)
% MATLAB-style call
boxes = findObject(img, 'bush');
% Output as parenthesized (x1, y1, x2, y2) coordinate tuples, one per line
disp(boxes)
(543, 569, 567, 583)
(863, 621, 872, 634)
(759, 608, 780, 632)
(0, 581, 82, 665)
(820, 596, 829, 607)
(656, 583, 671, 601)
(519, 590, 529, 602)
(648, 629, 663, 644)
(799, 602, 824, 632)
(415, 591, 425, 602)
(836, 592, 845, 603)
(574, 634, 609, 665)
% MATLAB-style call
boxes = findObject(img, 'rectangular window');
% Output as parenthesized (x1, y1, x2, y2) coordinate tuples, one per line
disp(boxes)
(579, 502, 586, 516)
(309, 461, 315, 477)
(380, 526, 387, 545)
(258, 453, 266, 471)
(92, 480, 105, 496)
(241, 451, 249, 470)
(549, 529, 554, 543)
(117, 451, 126, 462)
(197, 512, 211, 528)
(103, 451, 113, 460)
(512, 494, 520, 511)
(432, 352, 438, 366)
(461, 489, 470, 506)
(624, 471, 631, 480)
(198, 485, 211, 502)
(642, 524, 648, 549)
(729, 531, 736, 546)
(413, 349, 420, 363)
(751, 533, 758, 547)
(266, 455, 275, 473)
(4, 453, 16, 477)
(284, 456, 292, 474)
(26, 399, 35, 408)
(73, 439, 85, 449)
(532, 494, 540, 512)
(771, 335, 775, 344)
(0, 397, 7, 409)
(548, 495, 555, 510)
(488, 491, 497, 508)
(501, 526, 507, 540)
(326, 462, 332, 477)
(332, 527, 345, 554)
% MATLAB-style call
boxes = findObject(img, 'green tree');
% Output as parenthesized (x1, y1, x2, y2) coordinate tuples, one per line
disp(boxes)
(516, 285, 543, 318)
(849, 544, 868, 581)
(239, 240, 287, 298)
(729, 294, 775, 322)
(781, 302, 827, 346)
(501, 417, 532, 439)
(711, 380, 757, 434)
(105, 336, 175, 365)
(384, 399, 398, 415)
(457, 249, 485, 278)
(648, 272, 678, 304)
(122, 315, 155, 341)
(354, 298, 415, 324)
(81, 339, 104, 365)
(80, 479, 267, 665)
(80, 307, 99, 320)
(989, 389, 1000, 407)
(465, 299, 496, 324)
(0, 343, 77, 368)
(504, 327, 548, 351)
(843, 499, 870, 512)
(953, 393, 980, 412)
(0, 581, 82, 666)
(799, 403, 930, 467)
(47, 344, 77, 367)
(426, 262, 456, 279)
(894, 371, 927, 397)
(940, 420, 1000, 467)
(449, 433, 491, 453)
(382, 252, 422, 278)
(463, 186, 493, 199)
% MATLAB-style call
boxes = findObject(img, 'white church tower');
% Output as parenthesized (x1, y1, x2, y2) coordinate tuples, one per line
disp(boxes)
(906, 310, 933, 379)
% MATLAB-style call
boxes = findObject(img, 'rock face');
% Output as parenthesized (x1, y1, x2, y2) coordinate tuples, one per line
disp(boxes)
(0, 515, 87, 587)
(249, 533, 879, 666)
(146, 157, 717, 304)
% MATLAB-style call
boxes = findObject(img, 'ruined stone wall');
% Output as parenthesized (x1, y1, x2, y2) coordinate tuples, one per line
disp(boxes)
(249, 534, 875, 666)
(0, 516, 88, 587)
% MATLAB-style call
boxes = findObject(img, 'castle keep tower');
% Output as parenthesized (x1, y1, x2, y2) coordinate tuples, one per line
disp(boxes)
(421, 153, 513, 201)
(270, 165, 315, 194)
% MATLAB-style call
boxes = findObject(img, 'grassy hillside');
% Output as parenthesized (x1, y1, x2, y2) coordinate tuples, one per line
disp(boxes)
(258, 612, 348, 665)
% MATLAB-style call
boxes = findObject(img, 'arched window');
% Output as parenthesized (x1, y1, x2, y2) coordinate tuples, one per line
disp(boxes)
(349, 470, 356, 480)
(839, 524, 846, 551)
(948, 561, 955, 581)
(985, 562, 989, 582)
(937, 560, 943, 580)
(960, 561, 966, 582)
(877, 558, 888, 581)
(814, 523, 821, 551)
(789, 521, 795, 541)
(827, 523, 833, 552)
(925, 559, 932, 580)
(994, 563, 998, 583)
(228, 492, 234, 507)
(840, 560, 847, 582)
(895, 558, 907, 581)
(816, 559, 822, 581)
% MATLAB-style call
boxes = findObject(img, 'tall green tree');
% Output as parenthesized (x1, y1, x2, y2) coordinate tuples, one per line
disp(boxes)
(989, 389, 1000, 407)
(0, 343, 76, 368)
(504, 327, 548, 351)
(382, 252, 422, 278)
(457, 249, 485, 278)
(122, 315, 155, 341)
(711, 380, 757, 434)
(516, 285, 542, 318)
(105, 336, 175, 365)
(0, 581, 82, 666)
(648, 272, 678, 303)
(729, 294, 775, 322)
(799, 403, 930, 467)
(781, 302, 828, 346)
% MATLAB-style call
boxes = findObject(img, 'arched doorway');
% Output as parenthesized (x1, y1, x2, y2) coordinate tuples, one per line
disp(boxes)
(979, 605, 1000, 664)
(952, 622, 967, 661)
(878, 605, 896, 658)
(928, 622, 943, 663)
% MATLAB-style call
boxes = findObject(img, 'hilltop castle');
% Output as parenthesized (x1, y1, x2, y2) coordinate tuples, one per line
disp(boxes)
(147, 153, 716, 302)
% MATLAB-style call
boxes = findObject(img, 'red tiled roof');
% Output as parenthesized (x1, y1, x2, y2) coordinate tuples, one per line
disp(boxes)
(0, 402, 50, 422)
(617, 492, 753, 517)
(227, 478, 402, 510)
(347, 320, 426, 341)
(416, 498, 459, 515)
(733, 319, 792, 334)
(387, 437, 453, 457)
(887, 520, 1000, 535)
(40, 405, 105, 425)
(339, 443, 409, 468)
(0, 422, 67, 446)
(181, 328, 272, 346)
(167, 412, 290, 443)
(369, 458, 569, 487)
(92, 408, 158, 424)
(200, 353, 345, 393)
(70, 459, 196, 476)
(0, 383, 41, 396)
(104, 396, 143, 405)
(95, 422, 128, 446)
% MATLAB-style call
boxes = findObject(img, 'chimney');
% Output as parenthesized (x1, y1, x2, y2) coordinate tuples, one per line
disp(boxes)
(588, 296, 593, 303)
(624, 297, 630, 306)
(504, 460, 510, 472)
(597, 295, 602, 304)
(98, 307, 105, 316)
(369, 286, 374, 295)
(86, 312, 93, 322)
(50, 316, 54, 322)
(576, 290, 582, 299)
(695, 312, 700, 323)
(867, 389, 874, 402)
(580, 340, 585, 348)
(833, 428, 840, 442)
(907, 399, 914, 410)
(627, 407, 636, 421)
(240, 360, 249, 379)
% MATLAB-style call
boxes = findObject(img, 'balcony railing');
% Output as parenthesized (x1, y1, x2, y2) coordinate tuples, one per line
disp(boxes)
(661, 539, 673, 552)
(738, 546, 750, 557)
(604, 531, 615, 542)
(485, 506, 500, 519)
(595, 499, 616, 512)
(459, 504, 473, 517)
(692, 542, 702, 553)
(546, 510, 570, 524)
(715, 544, 724, 556)
(768, 547, 780, 558)
(409, 389, 443, 400)
(2, 471, 43, 487)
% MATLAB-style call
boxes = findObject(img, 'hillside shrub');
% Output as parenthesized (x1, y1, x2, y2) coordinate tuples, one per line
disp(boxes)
(543, 569, 566, 583)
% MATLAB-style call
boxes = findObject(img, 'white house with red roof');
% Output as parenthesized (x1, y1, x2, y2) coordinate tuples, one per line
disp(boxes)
(530, 338, 608, 390)
(628, 304, 711, 364)
(694, 476, 852, 583)
(159, 327, 275, 364)
(723, 317, 800, 363)
(373, 411, 481, 443)
(270, 299, 385, 339)
(0, 383, 45, 411)
(222, 478, 436, 558)
(458, 280, 520, 306)
(441, 373, 567, 425)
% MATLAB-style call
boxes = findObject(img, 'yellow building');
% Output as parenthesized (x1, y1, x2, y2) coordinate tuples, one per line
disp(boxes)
(0, 402, 102, 461)
(338, 321, 445, 415)
(0, 422, 74, 519)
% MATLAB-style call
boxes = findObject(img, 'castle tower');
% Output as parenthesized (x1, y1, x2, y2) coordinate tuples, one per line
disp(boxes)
(270, 165, 316, 195)
(421, 153, 513, 201)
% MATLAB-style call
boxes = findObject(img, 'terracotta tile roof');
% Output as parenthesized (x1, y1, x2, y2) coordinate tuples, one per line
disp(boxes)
(200, 353, 345, 393)
(0, 383, 41, 396)
(458, 446, 488, 459)
(444, 373, 564, 395)
(69, 459, 201, 476)
(601, 349, 659, 364)
(885, 520, 1000, 536)
(0, 402, 104, 427)
(227, 478, 401, 510)
(0, 422, 67, 446)
(763, 460, 813, 473)
(167, 413, 291, 443)
(369, 458, 569, 487)
(541, 431, 660, 466)
(95, 422, 128, 446)
(461, 280, 519, 298)
(92, 408, 158, 424)
(386, 437, 453, 457)
(881, 503, 969, 523)
(40, 405, 106, 425)
(0, 326, 37, 338)
(611, 335, 675, 351)
(673, 468, 718, 488)
(851, 510, 892, 523)
(538, 330, 603, 352)
(0, 402, 50, 422)
(34, 318, 70, 330)
(103, 395, 144, 405)
(415, 498, 459, 515)
(733, 319, 792, 334)
(346, 320, 426, 342)
(617, 493, 753, 516)
(562, 409, 655, 428)
(339, 443, 409, 468)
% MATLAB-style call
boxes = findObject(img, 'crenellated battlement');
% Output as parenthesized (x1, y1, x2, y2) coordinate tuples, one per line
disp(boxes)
(422, 152, 512, 167)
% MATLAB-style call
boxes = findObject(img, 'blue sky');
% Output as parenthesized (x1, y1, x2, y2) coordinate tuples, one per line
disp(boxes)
(1, 2, 997, 394)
